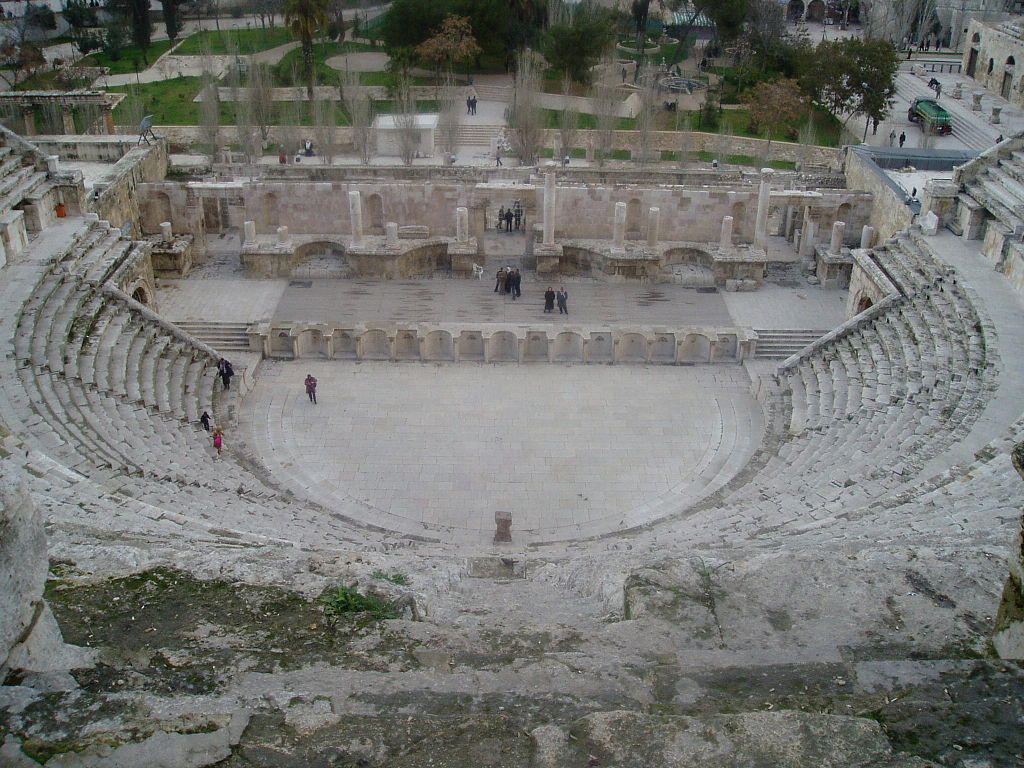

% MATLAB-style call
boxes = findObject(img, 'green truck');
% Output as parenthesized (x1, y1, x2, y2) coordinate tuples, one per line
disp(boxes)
(907, 97, 953, 135)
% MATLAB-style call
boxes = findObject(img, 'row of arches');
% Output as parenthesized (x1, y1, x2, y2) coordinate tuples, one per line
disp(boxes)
(263, 327, 748, 364)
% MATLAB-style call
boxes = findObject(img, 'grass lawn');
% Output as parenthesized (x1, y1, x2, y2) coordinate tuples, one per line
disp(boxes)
(79, 40, 176, 74)
(541, 109, 636, 130)
(272, 41, 388, 86)
(174, 27, 295, 56)
(110, 76, 438, 125)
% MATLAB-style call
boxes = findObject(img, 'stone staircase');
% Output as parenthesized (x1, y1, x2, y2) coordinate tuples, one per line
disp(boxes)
(753, 329, 830, 358)
(436, 123, 505, 148)
(472, 83, 512, 102)
(963, 149, 1024, 232)
(173, 321, 251, 354)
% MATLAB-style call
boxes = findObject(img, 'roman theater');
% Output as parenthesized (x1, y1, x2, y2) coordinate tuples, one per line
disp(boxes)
(2, 126, 1023, 765)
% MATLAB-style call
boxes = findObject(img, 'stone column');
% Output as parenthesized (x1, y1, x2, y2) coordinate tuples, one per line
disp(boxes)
(243, 220, 256, 245)
(21, 107, 35, 136)
(991, 105, 1002, 124)
(60, 106, 75, 135)
(161, 221, 174, 242)
(102, 106, 115, 135)
(543, 167, 556, 246)
(971, 92, 983, 111)
(829, 220, 845, 254)
(456, 206, 469, 243)
(348, 190, 363, 247)
(612, 201, 626, 250)
(276, 226, 289, 246)
(799, 220, 817, 259)
(754, 168, 773, 247)
(646, 206, 660, 248)
(859, 225, 874, 249)
(720, 215, 734, 248)
(385, 222, 399, 248)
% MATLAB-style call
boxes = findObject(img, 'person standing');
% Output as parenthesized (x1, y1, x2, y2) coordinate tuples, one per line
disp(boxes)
(888, 129, 896, 147)
(497, 205, 505, 230)
(513, 205, 522, 230)
(495, 149, 502, 167)
(466, 96, 472, 115)
(304, 373, 318, 404)
(556, 287, 568, 315)
(510, 268, 521, 299)
(217, 358, 234, 390)
(212, 428, 224, 457)
(544, 287, 555, 313)
(494, 266, 506, 293)
(898, 131, 906, 148)
(200, 411, 211, 431)
(504, 208, 514, 232)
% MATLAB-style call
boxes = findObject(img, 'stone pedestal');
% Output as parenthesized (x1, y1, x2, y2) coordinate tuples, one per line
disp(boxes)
(45, 155, 59, 175)
(276, 226, 290, 247)
(243, 220, 256, 245)
(612, 201, 626, 252)
(385, 222, 399, 248)
(348, 190, 363, 247)
(160, 221, 173, 242)
(646, 207, 660, 248)
(799, 220, 817, 259)
(456, 206, 469, 243)
(921, 179, 960, 229)
(829, 220, 846, 254)
(720, 216, 734, 248)
(972, 92, 983, 111)
(150, 234, 196, 277)
(859, 225, 874, 249)
(991, 105, 1002, 124)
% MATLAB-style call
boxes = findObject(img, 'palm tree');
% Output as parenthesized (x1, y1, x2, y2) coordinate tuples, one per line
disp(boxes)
(283, 0, 329, 100)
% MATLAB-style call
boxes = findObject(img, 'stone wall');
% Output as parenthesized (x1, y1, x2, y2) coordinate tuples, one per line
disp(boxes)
(843, 147, 915, 241)
(29, 134, 147, 163)
(961, 18, 1024, 109)
(89, 140, 169, 235)
(994, 441, 1024, 658)
(253, 323, 756, 364)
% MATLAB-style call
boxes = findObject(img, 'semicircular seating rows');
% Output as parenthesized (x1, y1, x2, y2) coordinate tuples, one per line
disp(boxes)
(649, 230, 1001, 549)
(0, 215, 384, 551)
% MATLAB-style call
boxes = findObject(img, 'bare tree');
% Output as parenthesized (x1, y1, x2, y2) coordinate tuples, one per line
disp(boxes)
(198, 45, 221, 159)
(506, 48, 543, 165)
(280, 63, 305, 160)
(393, 71, 419, 166)
(249, 61, 275, 144)
(633, 71, 657, 167)
(591, 71, 619, 167)
(796, 119, 817, 171)
(436, 70, 460, 161)
(312, 74, 336, 164)
(557, 75, 578, 161)
(251, 0, 279, 29)
(341, 66, 374, 163)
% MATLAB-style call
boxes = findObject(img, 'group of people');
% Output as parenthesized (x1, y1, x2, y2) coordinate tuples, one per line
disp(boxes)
(465, 95, 478, 115)
(544, 287, 569, 314)
(494, 267, 522, 298)
(199, 410, 225, 457)
(496, 201, 523, 231)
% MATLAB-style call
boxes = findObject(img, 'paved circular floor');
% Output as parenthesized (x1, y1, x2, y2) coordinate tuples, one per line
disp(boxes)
(241, 361, 764, 545)
(324, 52, 390, 72)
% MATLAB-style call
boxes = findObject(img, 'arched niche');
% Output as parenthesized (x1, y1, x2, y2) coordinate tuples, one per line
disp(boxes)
(331, 329, 357, 359)
(144, 192, 172, 232)
(730, 201, 746, 240)
(297, 328, 327, 357)
(661, 247, 715, 287)
(366, 193, 384, 234)
(263, 191, 280, 228)
(424, 330, 454, 361)
(358, 329, 391, 360)
(488, 331, 518, 362)
(626, 198, 642, 237)
(270, 330, 293, 357)
(553, 332, 584, 362)
(292, 240, 352, 278)
(679, 333, 712, 363)
(131, 286, 151, 306)
(713, 333, 738, 362)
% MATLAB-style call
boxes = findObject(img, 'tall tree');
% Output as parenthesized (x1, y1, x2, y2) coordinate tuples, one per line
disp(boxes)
(159, 0, 180, 41)
(283, 0, 329, 100)
(745, 78, 804, 138)
(542, 3, 614, 83)
(127, 0, 152, 64)
(506, 48, 543, 165)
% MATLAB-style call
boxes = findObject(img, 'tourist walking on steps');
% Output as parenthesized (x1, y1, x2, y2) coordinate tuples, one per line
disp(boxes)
(557, 287, 568, 314)
(217, 358, 234, 390)
(544, 286, 555, 313)
(212, 428, 224, 457)
(898, 131, 906, 148)
(200, 411, 211, 431)
(305, 373, 318, 404)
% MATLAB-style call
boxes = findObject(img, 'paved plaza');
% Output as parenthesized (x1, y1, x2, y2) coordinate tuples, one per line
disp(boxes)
(239, 361, 763, 544)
